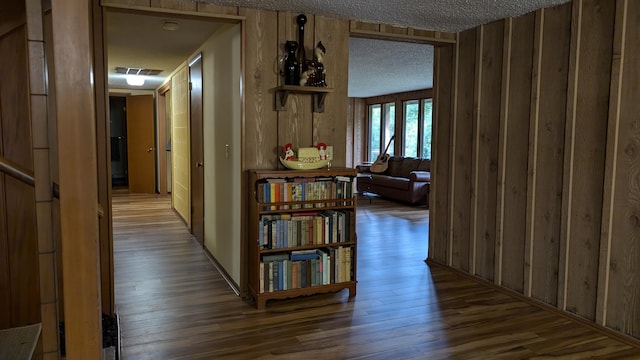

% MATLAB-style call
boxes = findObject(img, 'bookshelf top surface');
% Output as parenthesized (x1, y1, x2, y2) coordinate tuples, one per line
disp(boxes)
(249, 168, 357, 179)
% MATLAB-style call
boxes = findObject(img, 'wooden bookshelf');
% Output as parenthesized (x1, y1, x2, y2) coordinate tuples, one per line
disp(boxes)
(247, 168, 357, 309)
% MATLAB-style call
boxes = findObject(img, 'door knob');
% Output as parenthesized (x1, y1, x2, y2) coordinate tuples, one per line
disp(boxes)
(196, 162, 204, 168)
(146, 147, 153, 152)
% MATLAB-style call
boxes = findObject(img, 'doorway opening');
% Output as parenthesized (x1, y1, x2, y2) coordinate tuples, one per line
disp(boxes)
(109, 95, 128, 188)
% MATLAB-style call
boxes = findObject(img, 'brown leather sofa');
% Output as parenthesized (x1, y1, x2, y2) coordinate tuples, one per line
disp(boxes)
(356, 156, 430, 205)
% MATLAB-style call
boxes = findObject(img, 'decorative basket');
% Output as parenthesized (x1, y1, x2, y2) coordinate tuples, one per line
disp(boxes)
(279, 157, 330, 170)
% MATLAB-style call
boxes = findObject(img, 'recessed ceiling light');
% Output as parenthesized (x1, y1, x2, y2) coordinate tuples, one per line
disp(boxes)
(162, 20, 179, 31)
(125, 75, 145, 86)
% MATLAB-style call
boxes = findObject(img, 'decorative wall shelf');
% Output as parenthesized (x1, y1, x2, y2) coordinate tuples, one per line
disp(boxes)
(274, 85, 334, 113)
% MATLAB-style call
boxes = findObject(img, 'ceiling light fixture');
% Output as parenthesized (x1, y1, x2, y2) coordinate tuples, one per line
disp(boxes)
(162, 20, 180, 31)
(125, 74, 145, 86)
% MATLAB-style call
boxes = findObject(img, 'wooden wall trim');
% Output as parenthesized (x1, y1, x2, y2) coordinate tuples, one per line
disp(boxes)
(51, 0, 103, 357)
(350, 28, 456, 46)
(100, 1, 246, 22)
(470, 25, 483, 276)
(597, 0, 628, 327)
(495, 18, 512, 286)
(448, 38, 461, 267)
(524, 8, 544, 299)
(558, 0, 582, 312)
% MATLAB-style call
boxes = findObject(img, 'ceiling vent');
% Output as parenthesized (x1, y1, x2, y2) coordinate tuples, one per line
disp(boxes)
(115, 67, 162, 76)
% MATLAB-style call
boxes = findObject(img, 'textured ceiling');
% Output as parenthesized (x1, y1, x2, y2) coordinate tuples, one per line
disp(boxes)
(107, 11, 222, 90)
(201, 0, 570, 32)
(107, 0, 571, 96)
(348, 38, 433, 97)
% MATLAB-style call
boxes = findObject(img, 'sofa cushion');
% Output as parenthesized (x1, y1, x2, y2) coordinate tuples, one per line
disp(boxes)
(370, 174, 409, 190)
(417, 159, 430, 172)
(396, 158, 422, 178)
(386, 157, 403, 177)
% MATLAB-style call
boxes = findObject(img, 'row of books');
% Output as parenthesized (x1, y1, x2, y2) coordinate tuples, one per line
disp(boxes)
(258, 176, 353, 210)
(258, 210, 352, 249)
(259, 247, 353, 293)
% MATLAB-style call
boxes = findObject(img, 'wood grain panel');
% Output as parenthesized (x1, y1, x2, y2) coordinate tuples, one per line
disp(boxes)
(449, 28, 476, 271)
(241, 8, 279, 170)
(527, 3, 571, 305)
(102, 0, 150, 6)
(0, 174, 8, 329)
(349, 21, 379, 32)
(51, 0, 103, 356)
(196, 2, 238, 15)
(472, 20, 503, 280)
(292, 13, 314, 150)
(560, 0, 614, 321)
(6, 177, 40, 326)
(92, 0, 114, 317)
(0, 0, 25, 38)
(277, 12, 311, 153)
(312, 16, 349, 167)
(0, 24, 33, 171)
(429, 44, 454, 264)
(149, 0, 195, 11)
(497, 12, 535, 293)
(380, 24, 408, 35)
(602, 0, 640, 338)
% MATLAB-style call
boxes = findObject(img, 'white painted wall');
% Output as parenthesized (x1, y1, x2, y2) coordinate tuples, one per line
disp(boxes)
(197, 23, 242, 285)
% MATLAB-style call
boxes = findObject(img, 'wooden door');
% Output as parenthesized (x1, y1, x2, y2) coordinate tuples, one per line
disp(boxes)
(190, 55, 204, 245)
(126, 94, 155, 194)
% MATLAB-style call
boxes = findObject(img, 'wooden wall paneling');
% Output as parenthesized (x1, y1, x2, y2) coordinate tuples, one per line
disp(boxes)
(526, 4, 571, 305)
(241, 7, 279, 170)
(0, 20, 40, 328)
(312, 16, 349, 167)
(496, 13, 535, 293)
(349, 21, 379, 32)
(102, 0, 150, 6)
(429, 44, 454, 264)
(599, 0, 640, 338)
(196, 2, 238, 15)
(0, 174, 7, 329)
(449, 28, 476, 271)
(295, 12, 314, 149)
(51, 0, 103, 356)
(379, 24, 408, 35)
(149, 0, 196, 11)
(6, 178, 40, 326)
(0, 1, 25, 38)
(43, 8, 64, 325)
(559, 0, 614, 321)
(472, 20, 503, 281)
(1, 26, 33, 171)
(277, 12, 310, 154)
(349, 98, 365, 166)
(91, 0, 115, 316)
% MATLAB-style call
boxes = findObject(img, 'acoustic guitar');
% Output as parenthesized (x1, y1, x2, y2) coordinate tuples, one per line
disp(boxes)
(370, 135, 395, 173)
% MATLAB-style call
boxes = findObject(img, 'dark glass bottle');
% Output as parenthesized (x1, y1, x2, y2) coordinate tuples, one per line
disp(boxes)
(283, 41, 299, 85)
(296, 14, 307, 78)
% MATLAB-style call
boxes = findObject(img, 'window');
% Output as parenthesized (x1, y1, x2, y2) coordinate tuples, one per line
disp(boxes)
(368, 102, 395, 161)
(403, 100, 419, 157)
(422, 99, 433, 159)
(365, 90, 432, 162)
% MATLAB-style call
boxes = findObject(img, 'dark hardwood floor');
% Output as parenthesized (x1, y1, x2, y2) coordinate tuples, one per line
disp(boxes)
(113, 193, 640, 359)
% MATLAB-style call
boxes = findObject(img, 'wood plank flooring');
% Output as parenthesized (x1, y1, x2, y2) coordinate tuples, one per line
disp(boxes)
(113, 194, 640, 359)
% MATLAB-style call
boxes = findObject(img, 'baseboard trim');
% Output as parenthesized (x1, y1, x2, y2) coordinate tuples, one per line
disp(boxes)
(425, 258, 640, 349)
(203, 247, 241, 297)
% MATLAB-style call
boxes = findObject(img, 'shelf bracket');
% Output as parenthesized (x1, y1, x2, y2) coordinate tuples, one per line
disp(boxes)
(312, 92, 328, 113)
(274, 89, 289, 111)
